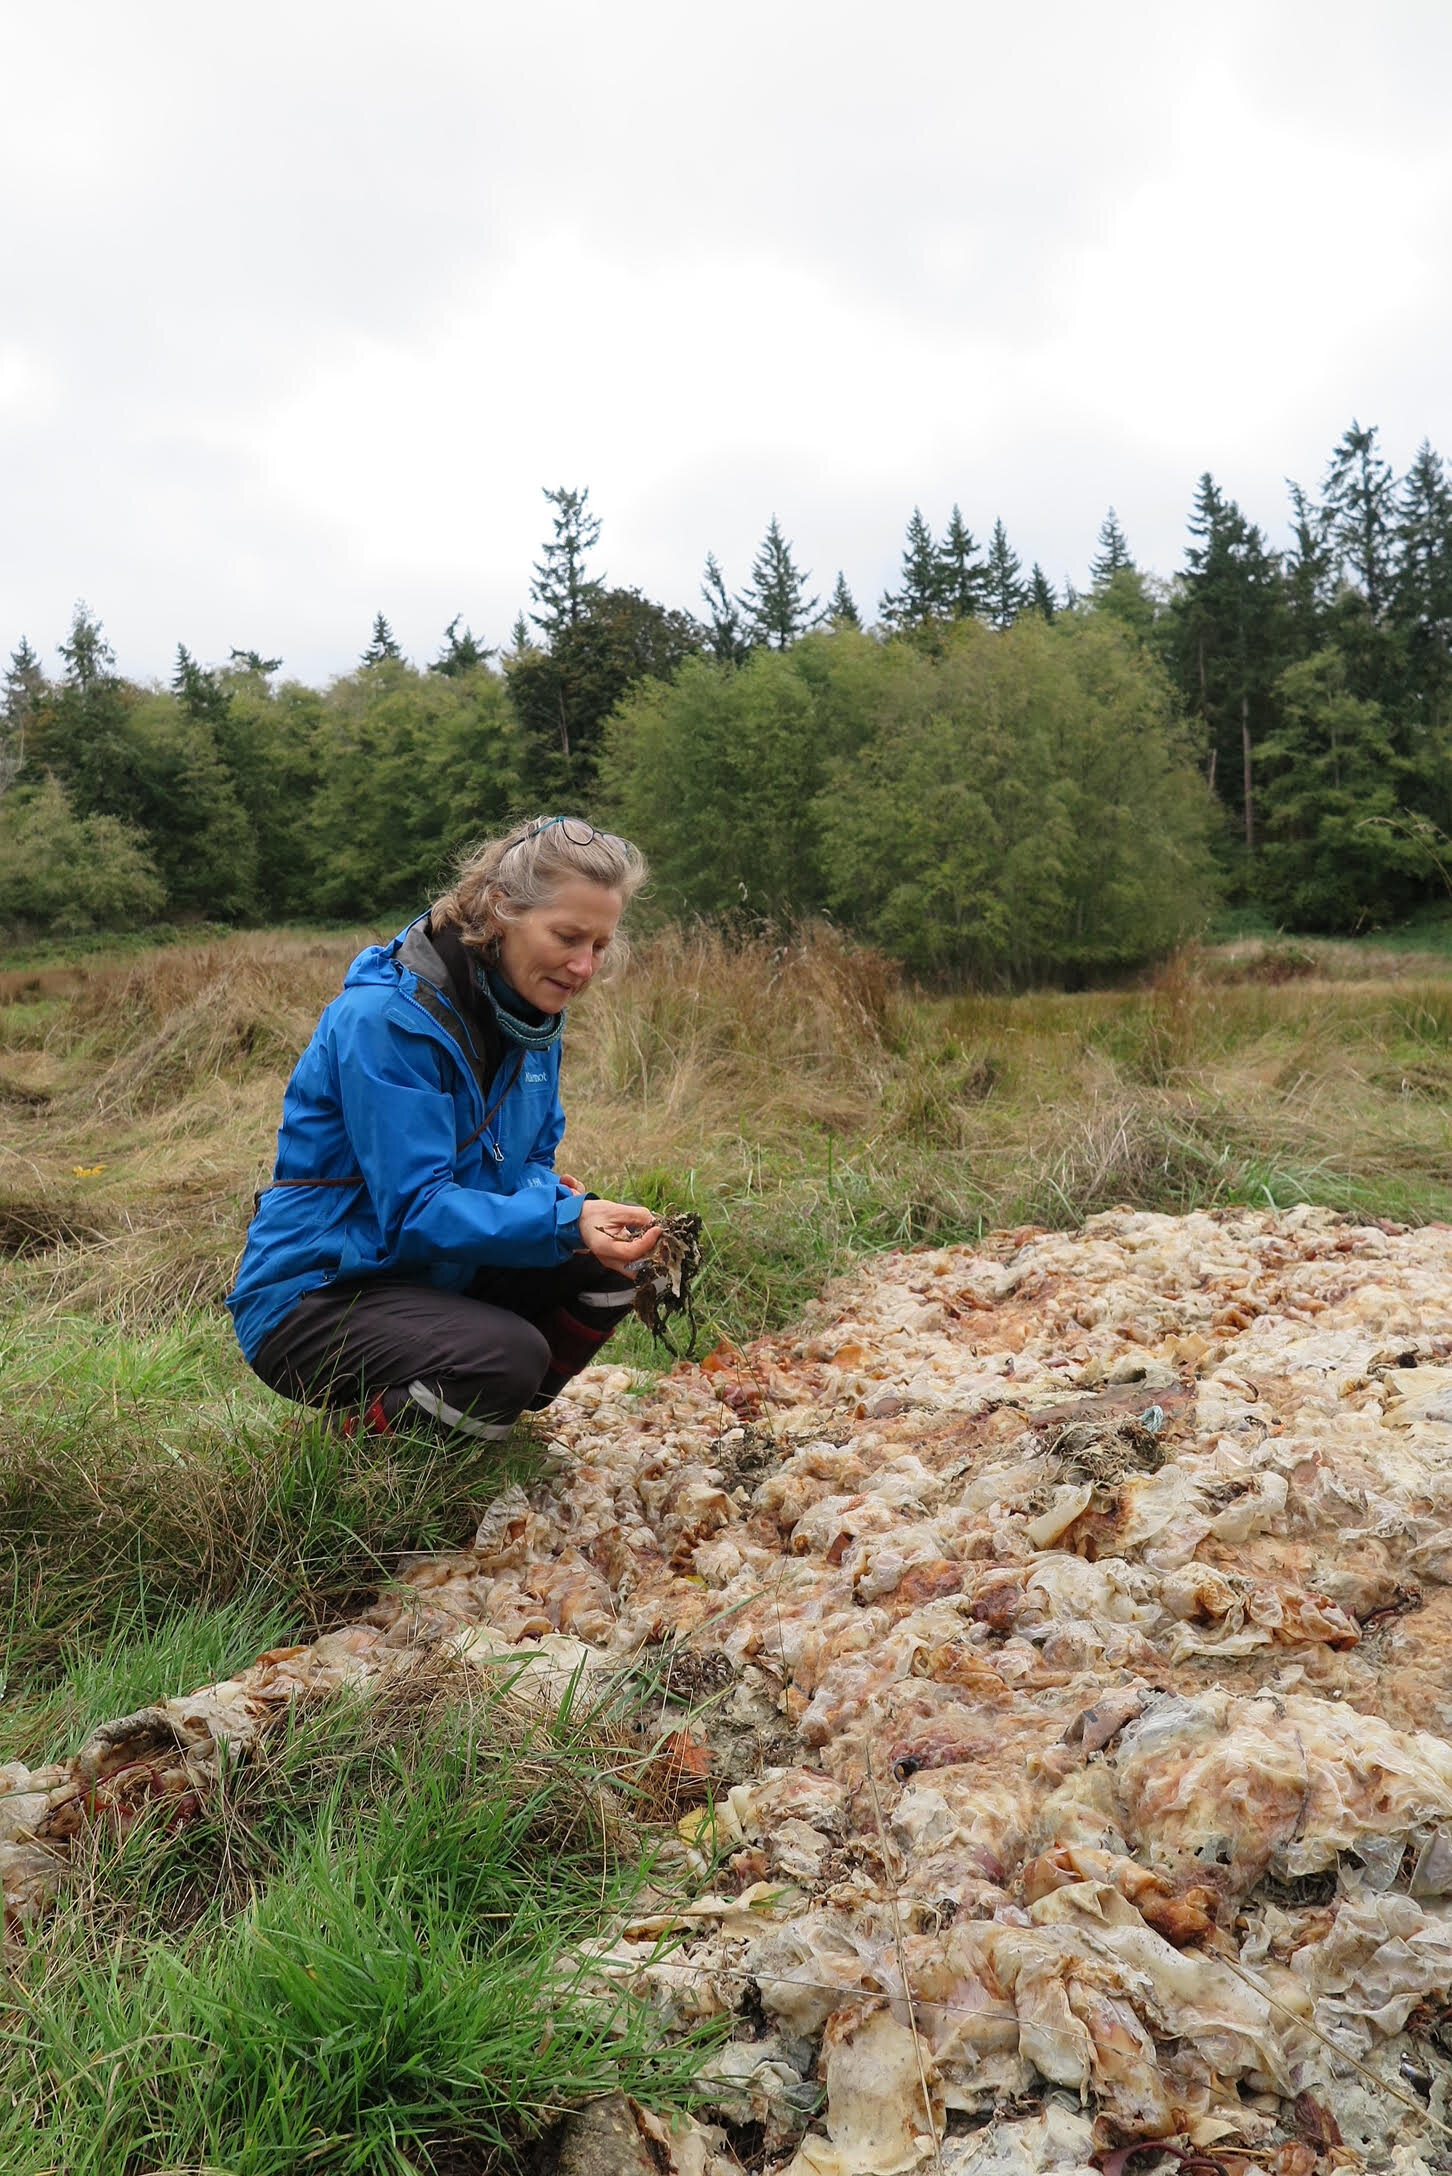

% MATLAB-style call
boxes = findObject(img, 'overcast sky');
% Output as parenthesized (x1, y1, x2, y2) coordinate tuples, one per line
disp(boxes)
(3, 0, 1450, 683)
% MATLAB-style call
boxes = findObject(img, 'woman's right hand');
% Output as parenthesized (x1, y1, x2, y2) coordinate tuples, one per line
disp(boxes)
(577, 1198, 661, 1271)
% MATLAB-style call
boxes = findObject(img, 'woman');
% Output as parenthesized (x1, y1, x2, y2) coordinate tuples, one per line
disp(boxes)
(227, 817, 661, 1441)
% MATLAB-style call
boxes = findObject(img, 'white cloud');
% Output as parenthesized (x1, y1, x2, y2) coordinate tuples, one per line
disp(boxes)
(2, 0, 1451, 676)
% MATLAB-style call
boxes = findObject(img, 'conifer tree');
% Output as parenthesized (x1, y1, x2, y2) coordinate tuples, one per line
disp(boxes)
(1029, 565, 1057, 623)
(828, 572, 861, 628)
(937, 505, 986, 619)
(984, 520, 1030, 630)
(57, 601, 115, 692)
(1090, 508, 1134, 587)
(1172, 473, 1283, 849)
(1392, 440, 1452, 732)
(530, 485, 604, 636)
(879, 508, 945, 629)
(1394, 442, 1452, 620)
(227, 648, 283, 676)
(362, 614, 402, 666)
(5, 635, 44, 714)
(1257, 650, 1417, 929)
(1322, 420, 1396, 618)
(1283, 481, 1334, 657)
(508, 612, 534, 656)
(1, 638, 44, 793)
(508, 586, 700, 796)
(430, 616, 494, 676)
(172, 645, 230, 726)
(23, 602, 144, 837)
(43, 603, 131, 817)
(701, 553, 751, 663)
(739, 517, 819, 649)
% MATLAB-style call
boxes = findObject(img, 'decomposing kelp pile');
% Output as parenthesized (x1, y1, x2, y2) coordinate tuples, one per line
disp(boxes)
(9, 1205, 1452, 2176)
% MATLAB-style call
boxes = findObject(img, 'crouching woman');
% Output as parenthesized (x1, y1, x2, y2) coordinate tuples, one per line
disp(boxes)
(226, 817, 660, 1441)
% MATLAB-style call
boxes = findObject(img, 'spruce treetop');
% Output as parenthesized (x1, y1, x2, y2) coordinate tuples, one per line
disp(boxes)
(1, 637, 44, 795)
(1393, 441, 1452, 634)
(1090, 508, 1135, 587)
(880, 507, 945, 629)
(361, 614, 403, 666)
(938, 505, 986, 620)
(172, 644, 230, 723)
(1322, 419, 1396, 617)
(828, 571, 861, 628)
(57, 602, 114, 691)
(1029, 564, 1057, 622)
(1284, 479, 1336, 634)
(430, 616, 494, 677)
(984, 519, 1030, 630)
(530, 485, 605, 637)
(700, 552, 751, 663)
(738, 517, 819, 649)
(4, 637, 45, 720)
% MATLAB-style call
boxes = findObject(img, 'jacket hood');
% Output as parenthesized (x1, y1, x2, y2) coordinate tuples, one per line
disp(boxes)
(341, 920, 443, 994)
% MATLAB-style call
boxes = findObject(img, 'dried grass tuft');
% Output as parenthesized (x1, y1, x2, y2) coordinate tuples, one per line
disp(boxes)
(66, 938, 359, 1115)
(574, 921, 903, 1115)
(0, 1182, 109, 1258)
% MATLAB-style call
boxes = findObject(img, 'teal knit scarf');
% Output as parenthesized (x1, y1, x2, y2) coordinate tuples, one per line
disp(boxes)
(476, 962, 565, 1052)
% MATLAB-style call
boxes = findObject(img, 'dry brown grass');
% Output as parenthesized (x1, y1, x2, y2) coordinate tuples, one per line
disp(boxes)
(1196, 927, 1452, 981)
(0, 933, 365, 1320)
(568, 920, 903, 1140)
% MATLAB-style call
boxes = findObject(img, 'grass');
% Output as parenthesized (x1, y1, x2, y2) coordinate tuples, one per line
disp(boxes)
(2, 1590, 302, 1766)
(4, 915, 1452, 2166)
(0, 915, 388, 977)
(0, 1319, 550, 1712)
(4, 1668, 707, 2175)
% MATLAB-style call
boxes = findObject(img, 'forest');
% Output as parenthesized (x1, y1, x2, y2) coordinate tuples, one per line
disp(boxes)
(3, 418, 1451, 978)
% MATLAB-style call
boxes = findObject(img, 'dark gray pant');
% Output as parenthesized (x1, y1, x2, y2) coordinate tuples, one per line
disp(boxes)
(251, 1258, 638, 1440)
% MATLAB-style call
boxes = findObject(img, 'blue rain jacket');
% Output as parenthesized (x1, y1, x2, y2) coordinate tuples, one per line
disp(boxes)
(226, 918, 584, 1362)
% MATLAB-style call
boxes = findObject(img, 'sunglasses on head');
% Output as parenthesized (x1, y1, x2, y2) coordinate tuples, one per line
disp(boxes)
(526, 816, 599, 846)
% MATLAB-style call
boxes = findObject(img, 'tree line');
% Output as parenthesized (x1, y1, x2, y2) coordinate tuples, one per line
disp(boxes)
(3, 422, 1450, 972)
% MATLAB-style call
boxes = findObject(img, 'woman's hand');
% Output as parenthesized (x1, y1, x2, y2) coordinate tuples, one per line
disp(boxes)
(578, 1198, 661, 1271)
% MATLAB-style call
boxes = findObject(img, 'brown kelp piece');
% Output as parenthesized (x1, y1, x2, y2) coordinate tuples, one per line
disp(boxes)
(632, 1212, 704, 1354)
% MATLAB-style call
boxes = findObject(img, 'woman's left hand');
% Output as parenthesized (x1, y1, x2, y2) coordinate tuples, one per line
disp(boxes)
(578, 1198, 661, 1271)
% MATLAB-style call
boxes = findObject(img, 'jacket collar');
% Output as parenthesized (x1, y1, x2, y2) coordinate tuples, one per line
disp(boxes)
(395, 918, 505, 1098)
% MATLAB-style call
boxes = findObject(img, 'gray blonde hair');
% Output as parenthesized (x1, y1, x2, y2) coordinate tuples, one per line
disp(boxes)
(432, 816, 647, 974)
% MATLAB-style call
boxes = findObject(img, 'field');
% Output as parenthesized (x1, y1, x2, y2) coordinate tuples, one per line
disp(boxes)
(4, 922, 1452, 2171)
